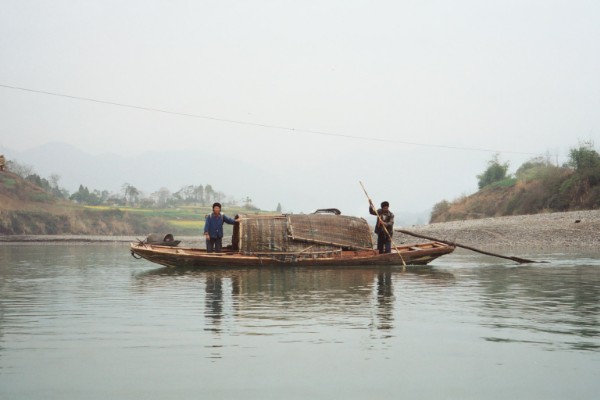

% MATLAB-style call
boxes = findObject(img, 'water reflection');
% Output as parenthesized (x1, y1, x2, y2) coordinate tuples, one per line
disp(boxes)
(205, 274, 224, 331)
(2, 244, 599, 399)
(376, 272, 394, 331)
(475, 264, 600, 351)
(133, 266, 456, 339)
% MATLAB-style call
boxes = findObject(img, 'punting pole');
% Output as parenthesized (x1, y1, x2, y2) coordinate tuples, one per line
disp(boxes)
(395, 229, 546, 264)
(359, 181, 407, 267)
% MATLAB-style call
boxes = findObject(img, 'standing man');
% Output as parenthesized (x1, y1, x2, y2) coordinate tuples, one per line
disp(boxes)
(369, 201, 395, 254)
(204, 202, 238, 253)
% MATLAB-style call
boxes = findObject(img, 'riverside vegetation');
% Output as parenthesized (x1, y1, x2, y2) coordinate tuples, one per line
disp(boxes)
(430, 141, 600, 222)
(2, 141, 599, 235)
(0, 161, 272, 235)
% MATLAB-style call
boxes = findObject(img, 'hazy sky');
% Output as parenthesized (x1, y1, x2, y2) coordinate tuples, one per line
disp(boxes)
(1, 1, 599, 219)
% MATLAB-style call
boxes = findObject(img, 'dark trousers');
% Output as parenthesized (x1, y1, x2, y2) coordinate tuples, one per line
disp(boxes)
(206, 237, 223, 253)
(377, 234, 392, 254)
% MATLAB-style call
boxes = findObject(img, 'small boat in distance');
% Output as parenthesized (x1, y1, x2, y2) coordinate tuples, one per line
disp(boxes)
(130, 211, 455, 268)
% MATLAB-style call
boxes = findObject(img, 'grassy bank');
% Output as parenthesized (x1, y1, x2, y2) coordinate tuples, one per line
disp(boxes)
(84, 205, 208, 234)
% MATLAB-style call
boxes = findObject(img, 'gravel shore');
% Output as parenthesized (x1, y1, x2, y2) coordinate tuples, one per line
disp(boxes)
(397, 210, 600, 249)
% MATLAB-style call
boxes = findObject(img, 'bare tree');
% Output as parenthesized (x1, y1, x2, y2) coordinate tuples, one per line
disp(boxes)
(152, 187, 171, 208)
(194, 185, 205, 204)
(6, 160, 34, 178)
(49, 174, 60, 189)
(205, 184, 215, 204)
(122, 183, 140, 206)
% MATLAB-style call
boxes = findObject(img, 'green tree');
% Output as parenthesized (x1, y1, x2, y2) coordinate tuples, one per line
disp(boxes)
(70, 185, 101, 204)
(175, 185, 203, 205)
(477, 154, 510, 189)
(561, 141, 600, 208)
(515, 156, 553, 182)
(567, 141, 600, 180)
(91, 189, 109, 205)
(70, 184, 90, 203)
(26, 174, 51, 191)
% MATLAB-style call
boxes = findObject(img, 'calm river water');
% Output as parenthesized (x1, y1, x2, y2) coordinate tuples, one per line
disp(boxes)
(1, 243, 599, 399)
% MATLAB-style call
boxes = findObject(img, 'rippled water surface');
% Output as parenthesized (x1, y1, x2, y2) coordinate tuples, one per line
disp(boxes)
(1, 243, 599, 399)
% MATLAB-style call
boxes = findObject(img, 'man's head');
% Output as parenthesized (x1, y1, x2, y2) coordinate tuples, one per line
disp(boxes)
(212, 202, 222, 214)
(381, 201, 389, 210)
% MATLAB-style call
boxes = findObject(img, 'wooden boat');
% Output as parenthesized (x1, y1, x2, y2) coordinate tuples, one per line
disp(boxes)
(130, 211, 455, 268)
(130, 241, 454, 268)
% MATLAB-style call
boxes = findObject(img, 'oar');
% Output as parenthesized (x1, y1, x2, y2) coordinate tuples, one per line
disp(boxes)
(359, 181, 406, 267)
(395, 229, 546, 264)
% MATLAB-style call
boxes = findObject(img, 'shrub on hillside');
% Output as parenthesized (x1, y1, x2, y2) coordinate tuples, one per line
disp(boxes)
(430, 200, 450, 222)
(516, 157, 555, 182)
(477, 154, 511, 189)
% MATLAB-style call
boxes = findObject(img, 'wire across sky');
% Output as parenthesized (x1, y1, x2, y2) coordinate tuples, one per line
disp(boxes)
(0, 83, 547, 157)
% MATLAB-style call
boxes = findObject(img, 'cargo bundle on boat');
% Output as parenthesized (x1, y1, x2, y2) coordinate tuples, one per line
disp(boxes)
(130, 211, 454, 268)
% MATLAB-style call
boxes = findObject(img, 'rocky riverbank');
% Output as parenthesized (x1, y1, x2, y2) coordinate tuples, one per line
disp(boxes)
(398, 209, 600, 249)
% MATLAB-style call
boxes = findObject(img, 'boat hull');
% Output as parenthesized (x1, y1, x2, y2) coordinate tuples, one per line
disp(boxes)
(130, 241, 454, 268)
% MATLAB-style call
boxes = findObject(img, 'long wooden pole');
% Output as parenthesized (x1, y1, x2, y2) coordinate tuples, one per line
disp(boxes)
(395, 229, 545, 264)
(359, 181, 406, 267)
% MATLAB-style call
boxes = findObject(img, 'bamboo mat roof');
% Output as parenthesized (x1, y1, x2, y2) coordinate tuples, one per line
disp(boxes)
(235, 213, 373, 254)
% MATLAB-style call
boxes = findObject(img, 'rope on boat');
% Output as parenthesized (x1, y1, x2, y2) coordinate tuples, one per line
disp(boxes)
(130, 250, 143, 259)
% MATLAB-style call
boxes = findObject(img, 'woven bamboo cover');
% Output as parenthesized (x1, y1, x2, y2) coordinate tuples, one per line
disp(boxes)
(288, 214, 373, 249)
(239, 216, 290, 252)
(238, 214, 372, 253)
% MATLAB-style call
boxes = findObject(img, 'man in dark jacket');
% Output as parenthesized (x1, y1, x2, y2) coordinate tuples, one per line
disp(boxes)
(204, 202, 238, 253)
(369, 201, 394, 254)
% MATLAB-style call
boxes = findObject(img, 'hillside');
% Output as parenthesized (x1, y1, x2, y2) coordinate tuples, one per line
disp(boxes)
(430, 149, 600, 222)
(0, 170, 60, 210)
(0, 171, 258, 236)
(1, 142, 297, 212)
(0, 170, 164, 235)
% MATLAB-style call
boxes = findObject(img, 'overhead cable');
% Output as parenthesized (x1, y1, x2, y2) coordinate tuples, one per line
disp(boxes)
(0, 83, 546, 157)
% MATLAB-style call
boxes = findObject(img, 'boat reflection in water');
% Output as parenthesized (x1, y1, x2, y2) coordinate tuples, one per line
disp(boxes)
(133, 266, 456, 341)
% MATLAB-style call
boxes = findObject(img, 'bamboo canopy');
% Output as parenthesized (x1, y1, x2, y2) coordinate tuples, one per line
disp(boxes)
(233, 213, 374, 254)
